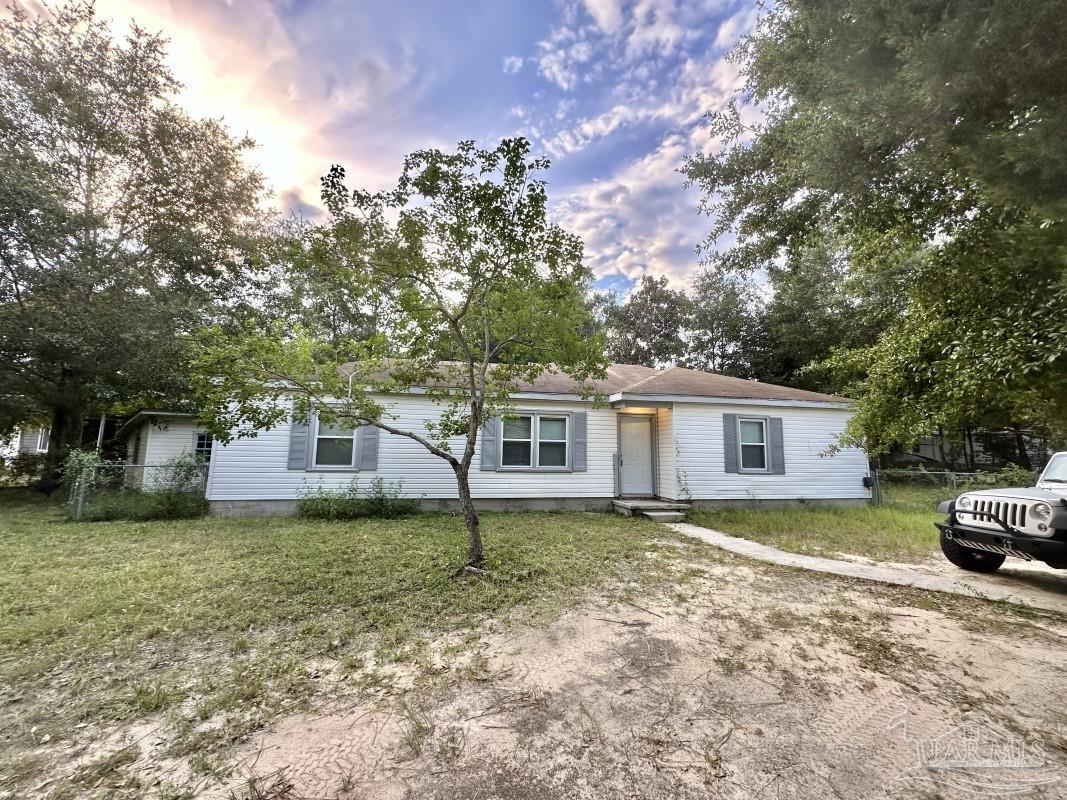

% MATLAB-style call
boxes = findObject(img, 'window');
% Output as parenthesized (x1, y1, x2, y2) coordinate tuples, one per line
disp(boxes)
(738, 418, 767, 471)
(1042, 454, 1067, 483)
(501, 415, 533, 466)
(538, 416, 568, 467)
(195, 433, 213, 464)
(500, 413, 568, 469)
(36, 429, 49, 452)
(314, 418, 356, 467)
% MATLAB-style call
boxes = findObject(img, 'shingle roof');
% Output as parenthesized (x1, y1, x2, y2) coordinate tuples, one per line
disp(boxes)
(341, 360, 849, 404)
(515, 364, 849, 404)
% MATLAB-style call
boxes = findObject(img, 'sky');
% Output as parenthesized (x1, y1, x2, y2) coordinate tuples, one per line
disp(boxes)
(87, 0, 761, 295)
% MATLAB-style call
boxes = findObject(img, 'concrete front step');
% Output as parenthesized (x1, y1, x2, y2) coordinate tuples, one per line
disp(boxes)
(612, 499, 691, 522)
(640, 510, 686, 523)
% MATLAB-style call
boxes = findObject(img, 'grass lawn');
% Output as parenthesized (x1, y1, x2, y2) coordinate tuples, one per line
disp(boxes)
(687, 484, 951, 562)
(0, 491, 698, 799)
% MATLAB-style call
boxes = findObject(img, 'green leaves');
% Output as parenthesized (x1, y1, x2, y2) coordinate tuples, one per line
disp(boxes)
(0, 2, 265, 469)
(684, 0, 1067, 450)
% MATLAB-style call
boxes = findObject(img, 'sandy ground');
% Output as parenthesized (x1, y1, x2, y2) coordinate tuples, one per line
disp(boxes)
(207, 558, 1067, 800)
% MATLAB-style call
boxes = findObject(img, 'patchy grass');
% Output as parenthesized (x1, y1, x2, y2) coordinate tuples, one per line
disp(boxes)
(688, 489, 945, 562)
(0, 492, 694, 798)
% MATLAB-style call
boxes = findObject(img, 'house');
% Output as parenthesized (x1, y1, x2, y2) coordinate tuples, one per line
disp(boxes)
(114, 411, 214, 489)
(201, 363, 871, 516)
(13, 417, 126, 459)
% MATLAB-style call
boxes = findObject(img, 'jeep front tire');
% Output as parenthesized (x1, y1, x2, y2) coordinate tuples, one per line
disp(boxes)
(940, 532, 1006, 573)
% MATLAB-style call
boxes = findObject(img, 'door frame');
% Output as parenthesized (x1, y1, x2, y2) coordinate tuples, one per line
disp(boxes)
(616, 413, 657, 498)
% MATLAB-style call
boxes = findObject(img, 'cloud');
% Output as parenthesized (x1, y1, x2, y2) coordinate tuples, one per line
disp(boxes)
(535, 24, 600, 91)
(626, 0, 695, 57)
(557, 135, 703, 286)
(539, 2, 760, 288)
(58, 0, 763, 288)
(82, 0, 448, 213)
(582, 0, 625, 34)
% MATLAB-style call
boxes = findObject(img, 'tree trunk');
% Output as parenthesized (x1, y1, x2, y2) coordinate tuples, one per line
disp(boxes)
(38, 403, 82, 493)
(453, 464, 484, 570)
(1012, 427, 1032, 470)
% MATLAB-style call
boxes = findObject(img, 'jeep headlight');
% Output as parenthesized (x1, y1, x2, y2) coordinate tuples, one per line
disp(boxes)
(1030, 502, 1052, 522)
(957, 496, 973, 510)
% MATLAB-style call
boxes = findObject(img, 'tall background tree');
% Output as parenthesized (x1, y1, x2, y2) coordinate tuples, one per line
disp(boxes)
(682, 269, 759, 378)
(193, 139, 606, 572)
(0, 1, 266, 488)
(684, 0, 1067, 454)
(595, 274, 690, 367)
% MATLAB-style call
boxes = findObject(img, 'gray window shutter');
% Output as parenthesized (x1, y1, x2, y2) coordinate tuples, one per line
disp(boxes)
(723, 413, 739, 473)
(288, 411, 311, 470)
(480, 416, 500, 471)
(571, 412, 587, 472)
(356, 424, 379, 471)
(768, 417, 786, 474)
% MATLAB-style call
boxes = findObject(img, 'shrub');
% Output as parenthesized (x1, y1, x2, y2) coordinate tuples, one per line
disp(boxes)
(79, 488, 209, 522)
(299, 477, 420, 520)
(0, 452, 46, 487)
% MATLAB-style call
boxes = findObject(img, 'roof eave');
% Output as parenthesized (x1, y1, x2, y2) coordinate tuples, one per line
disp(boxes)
(114, 411, 195, 440)
(610, 392, 852, 409)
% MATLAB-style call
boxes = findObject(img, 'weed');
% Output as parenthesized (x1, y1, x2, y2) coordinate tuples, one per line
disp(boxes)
(298, 477, 420, 520)
(713, 656, 748, 675)
(397, 696, 434, 756)
(132, 681, 176, 713)
(70, 745, 142, 791)
(227, 768, 295, 800)
(158, 782, 197, 800)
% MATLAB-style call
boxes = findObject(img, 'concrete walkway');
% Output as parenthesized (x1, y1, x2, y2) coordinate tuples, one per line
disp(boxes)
(669, 522, 1067, 616)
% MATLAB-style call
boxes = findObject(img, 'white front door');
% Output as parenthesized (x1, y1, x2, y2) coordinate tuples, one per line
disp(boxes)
(619, 415, 654, 496)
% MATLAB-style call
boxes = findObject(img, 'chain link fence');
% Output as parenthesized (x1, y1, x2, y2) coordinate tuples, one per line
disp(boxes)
(871, 466, 1039, 509)
(69, 459, 208, 521)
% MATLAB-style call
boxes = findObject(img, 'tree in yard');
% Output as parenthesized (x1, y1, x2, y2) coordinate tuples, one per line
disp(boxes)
(0, 1, 266, 489)
(595, 274, 691, 367)
(683, 0, 1067, 453)
(193, 138, 606, 572)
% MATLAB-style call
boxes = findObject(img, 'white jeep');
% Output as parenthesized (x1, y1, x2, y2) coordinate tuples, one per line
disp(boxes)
(936, 452, 1067, 572)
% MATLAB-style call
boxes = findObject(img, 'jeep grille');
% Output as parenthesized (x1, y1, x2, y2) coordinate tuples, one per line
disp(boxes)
(973, 498, 1028, 528)
(957, 495, 1052, 537)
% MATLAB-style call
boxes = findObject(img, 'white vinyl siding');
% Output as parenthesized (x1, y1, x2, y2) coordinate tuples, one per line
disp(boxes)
(207, 396, 613, 501)
(671, 404, 869, 500)
(656, 407, 678, 500)
(206, 395, 868, 503)
(123, 418, 202, 490)
(142, 419, 200, 465)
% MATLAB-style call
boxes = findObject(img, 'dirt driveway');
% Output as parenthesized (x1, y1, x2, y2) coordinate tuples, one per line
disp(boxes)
(212, 556, 1067, 800)
(907, 557, 1067, 612)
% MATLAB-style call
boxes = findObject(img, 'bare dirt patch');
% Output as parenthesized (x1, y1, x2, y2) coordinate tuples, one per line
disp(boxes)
(210, 561, 1067, 800)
